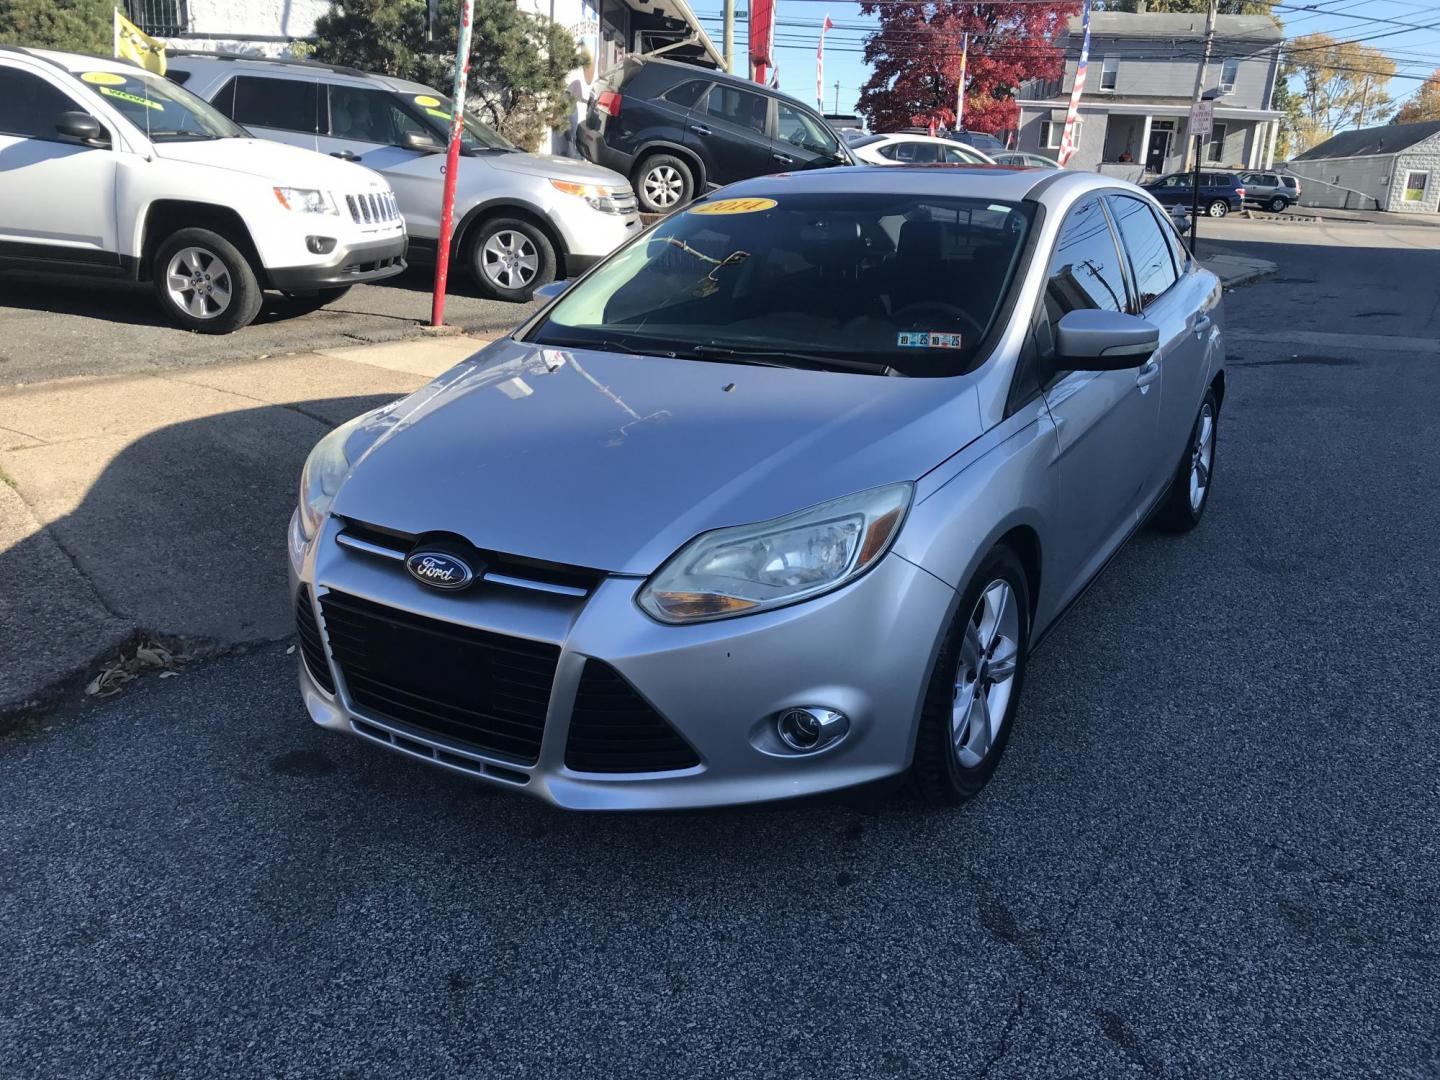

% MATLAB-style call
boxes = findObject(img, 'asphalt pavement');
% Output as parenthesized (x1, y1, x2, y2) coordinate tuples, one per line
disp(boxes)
(2, 219, 1439, 1077)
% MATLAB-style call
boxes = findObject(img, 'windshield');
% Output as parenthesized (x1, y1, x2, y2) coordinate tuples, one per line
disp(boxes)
(528, 193, 1035, 377)
(78, 68, 244, 141)
(401, 90, 515, 151)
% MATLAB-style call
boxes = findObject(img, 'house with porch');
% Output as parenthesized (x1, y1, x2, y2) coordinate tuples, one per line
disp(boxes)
(1015, 12, 1284, 177)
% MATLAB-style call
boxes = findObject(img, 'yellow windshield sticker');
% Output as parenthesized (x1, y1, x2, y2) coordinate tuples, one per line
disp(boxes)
(689, 197, 777, 216)
(99, 86, 163, 110)
(82, 71, 127, 86)
(424, 107, 450, 120)
(414, 95, 442, 107)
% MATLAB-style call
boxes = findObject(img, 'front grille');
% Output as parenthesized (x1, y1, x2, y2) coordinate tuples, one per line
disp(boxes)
(345, 191, 399, 226)
(294, 586, 334, 694)
(611, 191, 639, 215)
(565, 660, 700, 773)
(339, 255, 401, 277)
(320, 591, 558, 764)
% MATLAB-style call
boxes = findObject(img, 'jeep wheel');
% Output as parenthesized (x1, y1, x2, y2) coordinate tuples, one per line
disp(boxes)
(153, 228, 263, 334)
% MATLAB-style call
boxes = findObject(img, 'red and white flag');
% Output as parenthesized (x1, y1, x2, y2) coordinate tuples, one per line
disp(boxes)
(817, 15, 834, 110)
(1058, 0, 1092, 166)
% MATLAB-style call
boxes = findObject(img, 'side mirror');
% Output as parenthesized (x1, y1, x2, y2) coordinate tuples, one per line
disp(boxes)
(55, 111, 108, 147)
(534, 280, 570, 302)
(1055, 309, 1159, 370)
(402, 131, 445, 154)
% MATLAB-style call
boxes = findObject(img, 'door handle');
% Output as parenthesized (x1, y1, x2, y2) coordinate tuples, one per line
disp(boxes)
(330, 150, 360, 162)
(1136, 358, 1161, 391)
(773, 152, 794, 164)
(691, 124, 711, 136)
(1192, 313, 1213, 335)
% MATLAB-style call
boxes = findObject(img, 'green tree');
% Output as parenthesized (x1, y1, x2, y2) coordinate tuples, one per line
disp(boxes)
(313, 0, 581, 149)
(0, 0, 113, 55)
(1269, 60, 1301, 159)
(1289, 32, 1395, 146)
(1394, 69, 1440, 125)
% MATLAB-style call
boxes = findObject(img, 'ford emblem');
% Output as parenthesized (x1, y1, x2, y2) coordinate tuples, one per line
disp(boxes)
(405, 550, 475, 591)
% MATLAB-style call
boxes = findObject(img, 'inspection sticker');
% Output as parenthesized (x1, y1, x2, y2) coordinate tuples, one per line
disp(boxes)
(81, 72, 127, 86)
(414, 95, 442, 107)
(99, 87, 163, 110)
(897, 331, 963, 349)
(689, 197, 778, 216)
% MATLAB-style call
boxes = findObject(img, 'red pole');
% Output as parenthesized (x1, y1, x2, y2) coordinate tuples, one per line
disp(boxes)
(430, 0, 476, 327)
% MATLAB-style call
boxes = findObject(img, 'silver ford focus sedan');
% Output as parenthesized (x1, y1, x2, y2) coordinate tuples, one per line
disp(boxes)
(288, 166, 1224, 810)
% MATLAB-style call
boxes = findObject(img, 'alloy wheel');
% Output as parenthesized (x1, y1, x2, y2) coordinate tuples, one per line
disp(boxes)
(643, 165, 683, 209)
(1208, 201, 1229, 218)
(165, 246, 232, 319)
(952, 580, 1020, 768)
(480, 230, 540, 290)
(1189, 402, 1215, 511)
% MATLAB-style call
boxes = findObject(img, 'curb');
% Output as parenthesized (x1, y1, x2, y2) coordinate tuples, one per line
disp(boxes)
(1243, 210, 1324, 224)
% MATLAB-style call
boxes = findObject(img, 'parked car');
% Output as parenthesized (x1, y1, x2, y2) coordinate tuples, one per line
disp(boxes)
(1144, 170, 1246, 218)
(994, 151, 1061, 169)
(290, 167, 1224, 810)
(1239, 170, 1300, 212)
(0, 46, 404, 333)
(576, 56, 853, 214)
(951, 129, 1006, 152)
(850, 133, 994, 165)
(172, 53, 639, 302)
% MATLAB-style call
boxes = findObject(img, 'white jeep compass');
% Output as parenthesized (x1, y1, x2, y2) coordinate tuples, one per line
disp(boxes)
(0, 47, 406, 333)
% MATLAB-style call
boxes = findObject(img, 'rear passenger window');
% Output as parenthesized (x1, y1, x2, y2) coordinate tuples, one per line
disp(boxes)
(706, 86, 768, 134)
(664, 80, 709, 109)
(1045, 196, 1128, 319)
(231, 76, 317, 133)
(1106, 194, 1178, 306)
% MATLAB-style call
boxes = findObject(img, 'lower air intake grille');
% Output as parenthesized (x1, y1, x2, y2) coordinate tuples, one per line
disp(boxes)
(565, 661, 700, 773)
(320, 591, 558, 764)
(295, 586, 334, 694)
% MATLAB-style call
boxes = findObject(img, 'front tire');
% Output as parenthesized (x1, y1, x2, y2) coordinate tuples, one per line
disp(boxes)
(468, 216, 555, 302)
(1207, 199, 1230, 218)
(152, 228, 262, 334)
(911, 546, 1031, 805)
(1267, 195, 1290, 213)
(633, 153, 694, 214)
(1154, 388, 1219, 532)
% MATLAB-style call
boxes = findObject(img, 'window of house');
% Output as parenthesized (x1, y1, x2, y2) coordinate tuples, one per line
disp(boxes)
(1402, 170, 1429, 203)
(1100, 56, 1118, 91)
(1205, 122, 1227, 163)
(1041, 119, 1081, 150)
(1220, 57, 1239, 92)
(230, 75, 318, 134)
(0, 67, 83, 141)
(706, 86, 769, 134)
(1106, 195, 1179, 306)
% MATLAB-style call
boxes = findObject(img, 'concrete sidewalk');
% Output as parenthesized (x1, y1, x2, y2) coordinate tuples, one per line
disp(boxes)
(0, 334, 491, 714)
(1200, 251, 1276, 289)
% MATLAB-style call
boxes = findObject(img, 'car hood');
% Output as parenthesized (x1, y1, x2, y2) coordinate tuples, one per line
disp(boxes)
(153, 138, 389, 189)
(331, 338, 983, 575)
(489, 150, 629, 188)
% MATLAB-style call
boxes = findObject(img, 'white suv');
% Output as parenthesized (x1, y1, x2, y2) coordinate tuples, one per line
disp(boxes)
(0, 47, 406, 333)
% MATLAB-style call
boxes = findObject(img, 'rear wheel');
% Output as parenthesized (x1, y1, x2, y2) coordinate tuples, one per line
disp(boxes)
(1207, 199, 1230, 218)
(1267, 195, 1290, 213)
(633, 153, 693, 214)
(911, 546, 1031, 805)
(467, 216, 555, 302)
(152, 228, 262, 334)
(1154, 388, 1219, 532)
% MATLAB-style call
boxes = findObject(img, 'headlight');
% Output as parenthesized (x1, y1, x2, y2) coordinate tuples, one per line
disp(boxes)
(637, 483, 913, 624)
(297, 412, 379, 540)
(550, 178, 630, 214)
(274, 186, 338, 215)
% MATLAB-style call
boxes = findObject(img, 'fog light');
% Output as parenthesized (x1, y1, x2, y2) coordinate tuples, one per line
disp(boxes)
(306, 235, 337, 255)
(776, 707, 849, 753)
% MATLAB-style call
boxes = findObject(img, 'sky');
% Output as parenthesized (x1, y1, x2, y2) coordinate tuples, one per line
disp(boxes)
(684, 0, 1440, 120)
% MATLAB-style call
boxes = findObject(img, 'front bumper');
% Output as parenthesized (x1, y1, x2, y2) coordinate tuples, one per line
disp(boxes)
(267, 234, 407, 291)
(288, 511, 955, 810)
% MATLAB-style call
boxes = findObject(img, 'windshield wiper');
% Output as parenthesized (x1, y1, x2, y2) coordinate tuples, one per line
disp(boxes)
(686, 344, 901, 376)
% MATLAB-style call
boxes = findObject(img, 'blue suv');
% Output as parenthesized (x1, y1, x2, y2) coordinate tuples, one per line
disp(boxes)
(1144, 171, 1246, 218)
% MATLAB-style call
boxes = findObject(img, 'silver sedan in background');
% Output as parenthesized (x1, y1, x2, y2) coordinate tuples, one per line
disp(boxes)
(289, 166, 1224, 810)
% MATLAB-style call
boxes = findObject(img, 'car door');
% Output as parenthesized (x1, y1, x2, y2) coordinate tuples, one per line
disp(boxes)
(316, 84, 441, 232)
(219, 73, 320, 151)
(771, 101, 844, 172)
(1037, 195, 1163, 598)
(1106, 193, 1208, 499)
(0, 63, 119, 264)
(685, 84, 773, 187)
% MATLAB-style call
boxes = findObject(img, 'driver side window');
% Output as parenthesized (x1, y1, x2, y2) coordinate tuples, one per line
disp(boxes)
(0, 67, 84, 141)
(775, 103, 837, 155)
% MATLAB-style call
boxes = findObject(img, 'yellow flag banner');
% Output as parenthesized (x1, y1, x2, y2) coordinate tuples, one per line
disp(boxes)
(113, 9, 167, 75)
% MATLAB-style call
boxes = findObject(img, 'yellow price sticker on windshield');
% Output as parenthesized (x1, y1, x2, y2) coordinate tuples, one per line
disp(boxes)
(414, 95, 442, 107)
(82, 72, 127, 86)
(99, 87, 162, 110)
(689, 197, 777, 216)
(424, 107, 450, 120)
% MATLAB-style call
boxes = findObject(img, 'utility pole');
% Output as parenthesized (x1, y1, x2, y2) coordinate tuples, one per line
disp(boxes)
(723, 0, 734, 73)
(834, 80, 840, 114)
(1184, 0, 1218, 171)
(1357, 76, 1371, 128)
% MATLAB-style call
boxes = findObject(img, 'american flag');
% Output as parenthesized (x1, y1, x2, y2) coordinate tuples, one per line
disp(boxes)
(817, 15, 834, 110)
(1058, 0, 1092, 166)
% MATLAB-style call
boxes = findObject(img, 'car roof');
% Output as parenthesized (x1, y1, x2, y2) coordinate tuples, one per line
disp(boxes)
(871, 133, 970, 147)
(703, 164, 1113, 205)
(634, 55, 822, 112)
(2, 46, 144, 77)
(163, 51, 428, 91)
